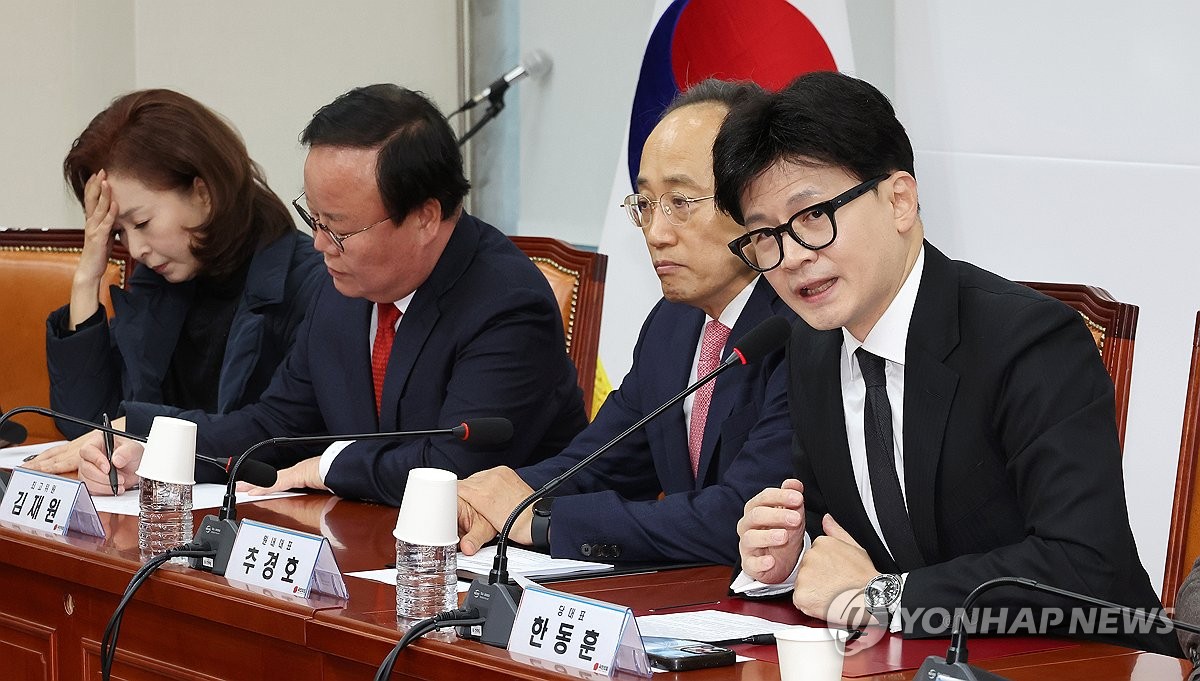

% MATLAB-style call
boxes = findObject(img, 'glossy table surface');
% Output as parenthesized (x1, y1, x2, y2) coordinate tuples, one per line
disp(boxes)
(0, 485, 1192, 680)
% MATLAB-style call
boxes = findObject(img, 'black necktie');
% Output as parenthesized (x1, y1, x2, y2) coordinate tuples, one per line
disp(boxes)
(855, 347, 925, 570)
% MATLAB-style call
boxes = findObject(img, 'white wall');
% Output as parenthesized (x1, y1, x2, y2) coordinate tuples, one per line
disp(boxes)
(893, 0, 1200, 592)
(0, 0, 460, 229)
(0, 1, 135, 228)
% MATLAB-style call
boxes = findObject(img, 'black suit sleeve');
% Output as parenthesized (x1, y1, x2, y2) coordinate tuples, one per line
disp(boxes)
(900, 299, 1168, 647)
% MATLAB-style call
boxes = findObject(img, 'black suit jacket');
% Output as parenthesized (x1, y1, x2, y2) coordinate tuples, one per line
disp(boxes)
(790, 242, 1178, 655)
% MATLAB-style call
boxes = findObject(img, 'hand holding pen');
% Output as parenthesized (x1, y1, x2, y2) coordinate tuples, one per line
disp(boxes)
(102, 413, 119, 495)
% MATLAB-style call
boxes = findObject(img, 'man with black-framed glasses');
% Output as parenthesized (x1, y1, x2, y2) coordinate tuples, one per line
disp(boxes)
(456, 79, 797, 568)
(79, 84, 587, 506)
(719, 71, 1178, 656)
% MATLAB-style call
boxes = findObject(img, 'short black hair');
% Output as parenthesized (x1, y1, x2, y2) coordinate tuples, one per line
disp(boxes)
(301, 84, 470, 221)
(712, 71, 914, 225)
(662, 78, 766, 118)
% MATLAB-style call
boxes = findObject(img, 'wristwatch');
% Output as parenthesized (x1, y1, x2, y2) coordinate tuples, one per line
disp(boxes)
(530, 497, 554, 550)
(864, 573, 903, 626)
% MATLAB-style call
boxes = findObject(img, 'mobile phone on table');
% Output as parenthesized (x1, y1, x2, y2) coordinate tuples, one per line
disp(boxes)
(643, 636, 735, 671)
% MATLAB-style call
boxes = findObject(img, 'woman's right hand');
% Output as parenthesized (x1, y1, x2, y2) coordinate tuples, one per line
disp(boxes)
(69, 170, 119, 329)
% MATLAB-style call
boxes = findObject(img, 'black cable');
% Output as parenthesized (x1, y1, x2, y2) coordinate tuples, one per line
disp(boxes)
(374, 608, 483, 681)
(100, 544, 217, 680)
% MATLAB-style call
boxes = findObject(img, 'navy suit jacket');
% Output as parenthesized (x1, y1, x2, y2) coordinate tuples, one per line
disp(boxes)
(171, 213, 587, 503)
(520, 277, 796, 565)
(46, 229, 325, 438)
(790, 242, 1177, 655)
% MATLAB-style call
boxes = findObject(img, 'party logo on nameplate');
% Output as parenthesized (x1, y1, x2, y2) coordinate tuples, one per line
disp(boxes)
(226, 519, 347, 599)
(508, 584, 651, 677)
(0, 468, 105, 538)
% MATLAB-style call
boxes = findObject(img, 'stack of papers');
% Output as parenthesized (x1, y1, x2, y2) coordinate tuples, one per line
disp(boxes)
(457, 545, 614, 580)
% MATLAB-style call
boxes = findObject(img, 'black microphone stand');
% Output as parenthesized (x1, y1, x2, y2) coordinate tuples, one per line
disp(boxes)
(460, 346, 759, 647)
(456, 83, 509, 146)
(914, 576, 1200, 681)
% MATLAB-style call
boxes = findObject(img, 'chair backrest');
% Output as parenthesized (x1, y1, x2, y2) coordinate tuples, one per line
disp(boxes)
(0, 228, 134, 443)
(1163, 312, 1200, 610)
(509, 236, 607, 417)
(1020, 282, 1138, 450)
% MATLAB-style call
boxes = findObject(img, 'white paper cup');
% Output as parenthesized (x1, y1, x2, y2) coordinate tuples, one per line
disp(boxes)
(393, 468, 458, 546)
(134, 416, 197, 485)
(775, 626, 849, 681)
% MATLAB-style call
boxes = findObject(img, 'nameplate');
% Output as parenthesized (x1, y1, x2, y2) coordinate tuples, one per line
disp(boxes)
(508, 584, 651, 677)
(226, 519, 348, 599)
(0, 468, 105, 538)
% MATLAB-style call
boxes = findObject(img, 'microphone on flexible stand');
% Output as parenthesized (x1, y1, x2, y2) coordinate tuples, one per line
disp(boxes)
(454, 50, 552, 145)
(459, 316, 794, 647)
(451, 50, 552, 116)
(190, 417, 513, 576)
(913, 576, 1200, 681)
(0, 405, 277, 486)
(0, 408, 27, 447)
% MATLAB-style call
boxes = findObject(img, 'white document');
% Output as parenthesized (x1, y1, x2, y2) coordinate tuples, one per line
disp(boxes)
(636, 609, 793, 642)
(0, 441, 66, 469)
(89, 483, 302, 516)
(457, 545, 614, 580)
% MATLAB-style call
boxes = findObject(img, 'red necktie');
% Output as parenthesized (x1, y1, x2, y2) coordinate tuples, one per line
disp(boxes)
(372, 303, 401, 419)
(688, 320, 730, 478)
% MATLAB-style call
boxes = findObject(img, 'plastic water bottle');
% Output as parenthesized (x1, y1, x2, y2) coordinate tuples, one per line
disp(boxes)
(395, 538, 457, 622)
(139, 479, 192, 564)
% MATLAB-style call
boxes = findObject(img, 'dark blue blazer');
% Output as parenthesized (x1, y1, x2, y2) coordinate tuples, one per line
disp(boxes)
(46, 229, 325, 438)
(173, 213, 588, 503)
(520, 277, 796, 565)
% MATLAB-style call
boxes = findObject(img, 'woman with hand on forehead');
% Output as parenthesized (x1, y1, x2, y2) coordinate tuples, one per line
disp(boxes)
(26, 88, 324, 474)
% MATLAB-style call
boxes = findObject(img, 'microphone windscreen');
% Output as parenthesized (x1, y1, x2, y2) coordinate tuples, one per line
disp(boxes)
(234, 458, 279, 488)
(0, 419, 27, 446)
(461, 417, 513, 446)
(522, 49, 552, 79)
(731, 316, 792, 365)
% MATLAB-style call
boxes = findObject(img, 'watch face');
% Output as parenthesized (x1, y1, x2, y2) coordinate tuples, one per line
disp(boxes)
(866, 575, 901, 607)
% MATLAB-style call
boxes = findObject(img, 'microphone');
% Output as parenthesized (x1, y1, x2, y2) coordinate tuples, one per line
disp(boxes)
(0, 418, 27, 447)
(460, 316, 793, 647)
(0, 405, 276, 486)
(451, 49, 552, 116)
(913, 576, 1200, 681)
(190, 417, 513, 575)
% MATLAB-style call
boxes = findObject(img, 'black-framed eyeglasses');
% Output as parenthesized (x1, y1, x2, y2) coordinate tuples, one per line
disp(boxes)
(727, 174, 889, 273)
(291, 192, 390, 253)
(620, 191, 714, 229)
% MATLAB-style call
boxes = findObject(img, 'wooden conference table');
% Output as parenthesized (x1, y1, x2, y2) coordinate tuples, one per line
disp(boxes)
(0, 489, 1191, 680)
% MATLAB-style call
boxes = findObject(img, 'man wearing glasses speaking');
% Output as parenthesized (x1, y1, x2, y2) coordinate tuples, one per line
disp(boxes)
(79, 85, 587, 503)
(456, 80, 796, 567)
(722, 72, 1178, 655)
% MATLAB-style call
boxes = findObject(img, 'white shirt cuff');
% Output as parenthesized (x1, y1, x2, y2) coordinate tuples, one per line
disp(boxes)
(317, 440, 355, 483)
(730, 532, 811, 597)
(888, 573, 909, 632)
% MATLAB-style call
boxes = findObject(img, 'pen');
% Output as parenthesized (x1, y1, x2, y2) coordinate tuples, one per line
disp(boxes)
(22, 454, 38, 463)
(102, 413, 119, 495)
(703, 633, 776, 647)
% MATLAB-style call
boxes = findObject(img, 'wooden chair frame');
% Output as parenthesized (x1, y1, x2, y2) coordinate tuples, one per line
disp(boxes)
(509, 236, 607, 416)
(1163, 312, 1200, 609)
(1020, 282, 1138, 450)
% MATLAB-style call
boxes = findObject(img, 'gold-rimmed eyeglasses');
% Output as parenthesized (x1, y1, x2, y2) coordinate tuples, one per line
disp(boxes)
(292, 192, 391, 253)
(620, 191, 714, 229)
